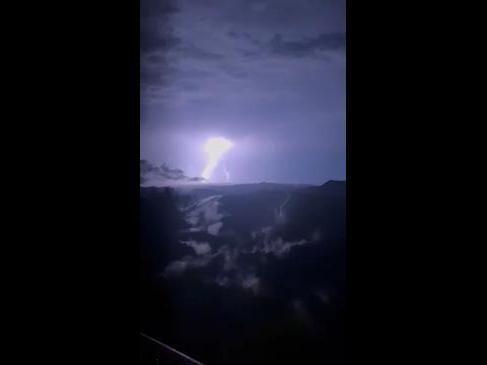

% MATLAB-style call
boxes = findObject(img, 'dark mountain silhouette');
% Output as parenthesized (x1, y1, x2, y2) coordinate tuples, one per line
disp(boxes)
(321, 179, 346, 193)
(140, 181, 346, 365)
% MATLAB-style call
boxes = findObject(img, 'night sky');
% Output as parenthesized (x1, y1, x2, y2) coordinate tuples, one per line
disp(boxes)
(140, 0, 346, 185)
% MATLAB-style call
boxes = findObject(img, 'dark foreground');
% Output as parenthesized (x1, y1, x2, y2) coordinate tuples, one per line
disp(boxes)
(140, 181, 346, 364)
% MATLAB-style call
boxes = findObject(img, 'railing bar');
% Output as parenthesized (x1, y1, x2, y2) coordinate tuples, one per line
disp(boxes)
(140, 332, 205, 365)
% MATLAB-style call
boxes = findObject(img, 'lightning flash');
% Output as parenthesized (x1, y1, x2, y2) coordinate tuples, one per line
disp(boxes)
(201, 137, 234, 181)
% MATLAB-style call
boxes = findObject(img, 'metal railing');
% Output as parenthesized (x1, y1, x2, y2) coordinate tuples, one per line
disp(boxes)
(140, 332, 204, 365)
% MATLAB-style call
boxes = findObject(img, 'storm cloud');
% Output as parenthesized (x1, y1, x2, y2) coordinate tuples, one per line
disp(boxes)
(140, 0, 346, 184)
(268, 32, 345, 57)
(140, 160, 204, 185)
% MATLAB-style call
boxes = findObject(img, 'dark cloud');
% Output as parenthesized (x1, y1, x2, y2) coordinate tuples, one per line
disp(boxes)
(227, 30, 239, 38)
(140, 0, 182, 103)
(176, 44, 224, 60)
(269, 32, 345, 57)
(220, 64, 248, 79)
(140, 0, 346, 183)
(227, 30, 262, 45)
(189, 177, 205, 182)
(140, 0, 179, 17)
(141, 160, 204, 185)
(140, 0, 181, 54)
(140, 29, 181, 54)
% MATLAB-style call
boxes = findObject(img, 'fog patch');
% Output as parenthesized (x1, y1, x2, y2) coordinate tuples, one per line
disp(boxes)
(183, 195, 228, 236)
(274, 193, 292, 225)
(215, 275, 230, 287)
(207, 222, 223, 236)
(240, 273, 260, 295)
(263, 237, 308, 257)
(164, 260, 188, 276)
(251, 227, 322, 257)
(163, 254, 215, 277)
(222, 247, 239, 272)
(181, 240, 211, 255)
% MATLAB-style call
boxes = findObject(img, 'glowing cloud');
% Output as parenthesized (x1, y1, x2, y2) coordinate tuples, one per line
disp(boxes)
(201, 137, 234, 181)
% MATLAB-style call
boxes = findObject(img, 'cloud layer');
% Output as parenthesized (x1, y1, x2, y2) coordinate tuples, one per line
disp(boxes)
(140, 160, 204, 185)
(162, 190, 323, 297)
(140, 0, 346, 184)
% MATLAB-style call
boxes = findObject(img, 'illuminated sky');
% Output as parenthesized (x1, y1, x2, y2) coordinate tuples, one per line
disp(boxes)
(140, 0, 346, 184)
